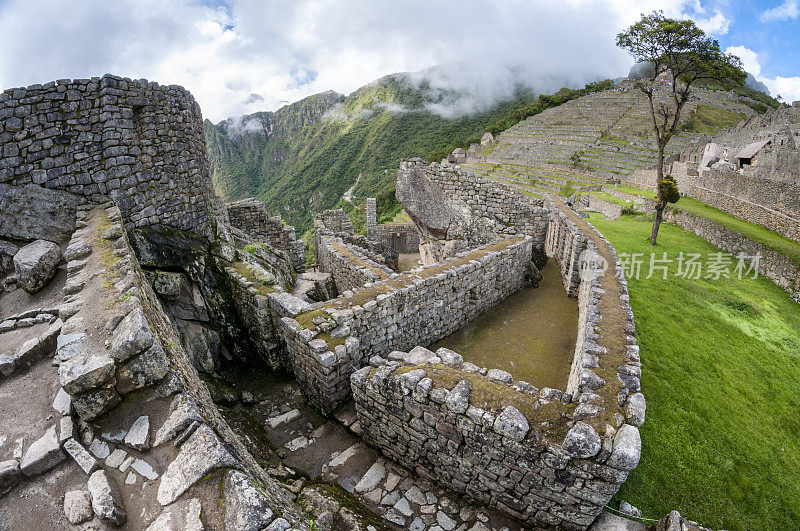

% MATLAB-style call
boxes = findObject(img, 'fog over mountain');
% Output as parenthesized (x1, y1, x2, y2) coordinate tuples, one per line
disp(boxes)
(0, 0, 758, 121)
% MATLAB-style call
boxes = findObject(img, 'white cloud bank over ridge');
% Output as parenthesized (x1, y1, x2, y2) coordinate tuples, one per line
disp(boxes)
(0, 0, 771, 122)
(726, 45, 800, 103)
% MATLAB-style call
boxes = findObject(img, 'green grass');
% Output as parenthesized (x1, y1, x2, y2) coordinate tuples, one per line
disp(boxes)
(608, 186, 800, 267)
(590, 191, 632, 206)
(590, 215, 800, 530)
(672, 197, 800, 266)
(680, 104, 747, 134)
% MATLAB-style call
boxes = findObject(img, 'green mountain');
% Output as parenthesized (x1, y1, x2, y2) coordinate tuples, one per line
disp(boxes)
(203, 73, 613, 236)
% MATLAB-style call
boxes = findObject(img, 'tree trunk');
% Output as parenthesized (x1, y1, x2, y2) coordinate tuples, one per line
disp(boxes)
(650, 143, 666, 245)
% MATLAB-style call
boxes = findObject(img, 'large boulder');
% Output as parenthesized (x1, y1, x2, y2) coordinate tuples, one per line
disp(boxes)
(0, 184, 80, 243)
(395, 162, 503, 265)
(13, 239, 62, 293)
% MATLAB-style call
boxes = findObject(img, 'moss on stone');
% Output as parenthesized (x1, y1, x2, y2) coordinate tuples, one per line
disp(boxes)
(395, 363, 574, 442)
(233, 261, 278, 296)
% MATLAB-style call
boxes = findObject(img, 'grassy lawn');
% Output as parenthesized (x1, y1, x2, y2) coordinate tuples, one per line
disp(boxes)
(590, 215, 800, 530)
(673, 197, 800, 266)
(608, 185, 800, 266)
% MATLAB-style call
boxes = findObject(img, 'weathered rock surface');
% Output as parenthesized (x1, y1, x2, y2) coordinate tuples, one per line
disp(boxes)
(224, 470, 275, 531)
(63, 489, 93, 525)
(0, 183, 79, 243)
(116, 341, 169, 394)
(154, 395, 203, 446)
(13, 239, 62, 293)
(63, 438, 100, 474)
(563, 421, 602, 458)
(88, 469, 127, 525)
(492, 406, 529, 442)
(0, 459, 21, 496)
(59, 352, 116, 394)
(354, 459, 386, 493)
(607, 424, 641, 470)
(146, 498, 204, 530)
(124, 415, 150, 451)
(110, 308, 154, 362)
(157, 424, 238, 505)
(0, 241, 19, 276)
(19, 425, 65, 476)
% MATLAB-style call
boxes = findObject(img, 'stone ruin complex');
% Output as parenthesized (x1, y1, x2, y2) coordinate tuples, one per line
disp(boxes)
(364, 198, 420, 255)
(0, 74, 647, 530)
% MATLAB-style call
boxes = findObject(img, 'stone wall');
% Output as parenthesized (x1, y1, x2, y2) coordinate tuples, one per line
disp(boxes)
(223, 259, 312, 371)
(365, 196, 421, 254)
(691, 170, 800, 242)
(369, 223, 421, 254)
(314, 210, 395, 293)
(416, 160, 549, 239)
(622, 163, 800, 243)
(620, 169, 657, 193)
(396, 159, 549, 264)
(544, 201, 588, 297)
(349, 200, 644, 529)
(587, 196, 622, 220)
(0, 75, 213, 238)
(226, 198, 305, 271)
(630, 196, 800, 303)
(280, 236, 535, 415)
(664, 207, 800, 303)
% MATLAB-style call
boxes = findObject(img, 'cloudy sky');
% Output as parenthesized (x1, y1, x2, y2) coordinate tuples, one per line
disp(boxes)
(0, 0, 798, 122)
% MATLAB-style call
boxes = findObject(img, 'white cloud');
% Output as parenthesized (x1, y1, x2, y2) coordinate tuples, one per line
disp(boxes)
(759, 0, 799, 22)
(695, 9, 731, 35)
(727, 45, 761, 76)
(0, 0, 744, 121)
(725, 45, 800, 102)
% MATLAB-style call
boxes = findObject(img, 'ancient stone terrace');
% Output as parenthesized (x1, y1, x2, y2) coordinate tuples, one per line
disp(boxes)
(277, 159, 645, 528)
(345, 190, 643, 528)
(471, 84, 755, 180)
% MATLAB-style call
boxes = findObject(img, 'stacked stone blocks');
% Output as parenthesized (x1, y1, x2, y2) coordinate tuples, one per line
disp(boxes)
(349, 197, 644, 529)
(314, 209, 395, 293)
(227, 198, 305, 271)
(0, 74, 213, 237)
(281, 236, 533, 415)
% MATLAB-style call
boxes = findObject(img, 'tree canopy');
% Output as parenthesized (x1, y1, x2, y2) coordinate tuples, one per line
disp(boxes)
(616, 11, 746, 245)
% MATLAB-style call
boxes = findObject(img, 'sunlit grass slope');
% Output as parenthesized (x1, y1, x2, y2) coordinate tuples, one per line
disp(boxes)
(590, 215, 800, 530)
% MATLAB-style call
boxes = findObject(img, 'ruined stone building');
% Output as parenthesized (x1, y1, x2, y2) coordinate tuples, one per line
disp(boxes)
(0, 74, 646, 530)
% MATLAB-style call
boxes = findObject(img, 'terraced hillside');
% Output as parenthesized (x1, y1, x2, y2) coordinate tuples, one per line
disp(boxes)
(465, 85, 756, 183)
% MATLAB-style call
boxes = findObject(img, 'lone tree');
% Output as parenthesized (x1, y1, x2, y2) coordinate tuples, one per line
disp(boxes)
(616, 11, 746, 245)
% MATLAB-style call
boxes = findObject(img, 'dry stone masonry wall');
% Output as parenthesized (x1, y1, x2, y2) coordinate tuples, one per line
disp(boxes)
(365, 196, 421, 254)
(227, 197, 306, 270)
(411, 159, 550, 238)
(281, 236, 534, 415)
(544, 202, 588, 297)
(349, 198, 644, 529)
(314, 209, 395, 293)
(0, 75, 213, 237)
(690, 169, 800, 242)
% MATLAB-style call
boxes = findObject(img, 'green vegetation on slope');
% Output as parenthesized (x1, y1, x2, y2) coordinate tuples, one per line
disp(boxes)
(205, 74, 615, 235)
(610, 186, 800, 266)
(590, 215, 800, 530)
(680, 104, 747, 134)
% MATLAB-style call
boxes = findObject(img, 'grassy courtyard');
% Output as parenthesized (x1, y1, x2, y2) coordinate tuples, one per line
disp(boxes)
(610, 185, 800, 266)
(590, 215, 800, 530)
